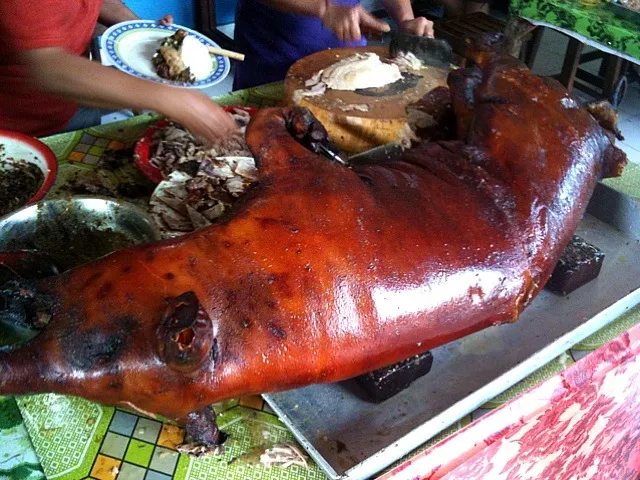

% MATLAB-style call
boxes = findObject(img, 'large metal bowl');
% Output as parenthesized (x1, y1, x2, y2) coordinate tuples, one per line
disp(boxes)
(0, 197, 161, 271)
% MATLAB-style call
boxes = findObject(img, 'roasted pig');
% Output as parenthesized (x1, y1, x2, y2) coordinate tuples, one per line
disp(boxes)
(0, 36, 627, 449)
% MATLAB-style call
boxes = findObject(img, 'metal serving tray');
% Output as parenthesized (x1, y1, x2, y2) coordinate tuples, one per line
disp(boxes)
(264, 177, 640, 480)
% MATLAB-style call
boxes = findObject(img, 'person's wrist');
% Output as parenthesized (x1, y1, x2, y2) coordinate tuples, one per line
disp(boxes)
(319, 0, 330, 22)
(154, 86, 189, 120)
(398, 15, 415, 26)
(112, 8, 139, 24)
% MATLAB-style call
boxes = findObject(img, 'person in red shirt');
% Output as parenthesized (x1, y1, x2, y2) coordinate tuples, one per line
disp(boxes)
(0, 0, 236, 141)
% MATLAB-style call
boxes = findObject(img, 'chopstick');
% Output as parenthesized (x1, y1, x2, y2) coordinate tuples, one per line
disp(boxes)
(207, 46, 245, 61)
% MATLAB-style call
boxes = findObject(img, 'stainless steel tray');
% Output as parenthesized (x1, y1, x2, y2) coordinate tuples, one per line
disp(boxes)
(264, 180, 640, 480)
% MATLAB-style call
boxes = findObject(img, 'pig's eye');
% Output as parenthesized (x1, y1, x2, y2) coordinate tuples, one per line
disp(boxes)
(157, 291, 213, 374)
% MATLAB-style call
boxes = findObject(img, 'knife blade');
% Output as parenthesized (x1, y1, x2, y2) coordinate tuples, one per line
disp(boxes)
(348, 142, 406, 166)
(365, 29, 453, 69)
(317, 140, 405, 168)
(389, 31, 453, 69)
(316, 140, 348, 166)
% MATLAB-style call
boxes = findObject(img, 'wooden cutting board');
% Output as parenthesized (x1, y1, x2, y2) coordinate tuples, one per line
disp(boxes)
(284, 46, 449, 153)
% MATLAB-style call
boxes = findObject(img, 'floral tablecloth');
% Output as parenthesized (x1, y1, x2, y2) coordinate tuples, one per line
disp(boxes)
(511, 0, 640, 65)
(1, 81, 640, 480)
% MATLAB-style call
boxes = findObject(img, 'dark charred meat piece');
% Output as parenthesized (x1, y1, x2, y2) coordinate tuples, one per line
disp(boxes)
(97, 148, 133, 170)
(355, 351, 434, 402)
(152, 30, 195, 83)
(407, 86, 456, 142)
(286, 107, 331, 154)
(585, 100, 624, 141)
(177, 407, 228, 456)
(153, 61, 172, 81)
(0, 251, 59, 285)
(183, 407, 227, 449)
(176, 160, 200, 177)
(162, 29, 188, 48)
(68, 173, 114, 197)
(0, 160, 44, 217)
(116, 182, 155, 198)
(545, 236, 605, 296)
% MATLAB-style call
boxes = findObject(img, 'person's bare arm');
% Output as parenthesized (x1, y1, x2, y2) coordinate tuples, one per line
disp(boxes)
(99, 0, 174, 26)
(381, 0, 413, 24)
(99, 0, 138, 26)
(256, 0, 325, 16)
(20, 48, 236, 141)
(381, 0, 434, 37)
(257, 0, 390, 41)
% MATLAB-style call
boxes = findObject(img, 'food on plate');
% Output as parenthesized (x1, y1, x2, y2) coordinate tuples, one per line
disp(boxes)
(150, 156, 257, 236)
(0, 34, 627, 452)
(147, 110, 251, 179)
(152, 29, 213, 83)
(145, 110, 254, 236)
(545, 235, 605, 296)
(0, 157, 44, 217)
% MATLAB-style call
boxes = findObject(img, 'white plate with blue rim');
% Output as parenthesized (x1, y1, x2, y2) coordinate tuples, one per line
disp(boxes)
(100, 20, 230, 89)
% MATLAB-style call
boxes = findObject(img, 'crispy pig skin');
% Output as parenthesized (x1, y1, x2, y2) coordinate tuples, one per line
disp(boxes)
(0, 44, 627, 424)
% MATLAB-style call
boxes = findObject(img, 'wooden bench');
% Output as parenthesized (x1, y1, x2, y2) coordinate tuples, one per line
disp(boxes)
(433, 12, 542, 68)
(554, 36, 628, 107)
(433, 12, 628, 106)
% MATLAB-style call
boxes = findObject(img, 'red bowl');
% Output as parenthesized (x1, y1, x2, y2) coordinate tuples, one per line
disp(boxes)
(0, 129, 58, 205)
(134, 106, 258, 184)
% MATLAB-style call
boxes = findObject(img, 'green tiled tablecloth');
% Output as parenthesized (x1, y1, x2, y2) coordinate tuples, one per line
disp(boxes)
(1, 81, 639, 480)
(511, 0, 640, 63)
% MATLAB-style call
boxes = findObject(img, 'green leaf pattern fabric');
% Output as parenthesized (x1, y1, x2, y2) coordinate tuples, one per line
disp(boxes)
(512, 0, 640, 60)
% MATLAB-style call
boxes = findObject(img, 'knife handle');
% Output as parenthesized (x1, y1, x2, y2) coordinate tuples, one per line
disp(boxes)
(361, 27, 389, 42)
(316, 141, 348, 166)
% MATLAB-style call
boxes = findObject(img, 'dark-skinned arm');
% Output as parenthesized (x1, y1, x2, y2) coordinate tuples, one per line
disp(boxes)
(256, 0, 390, 41)
(20, 48, 236, 142)
(99, 0, 174, 26)
(381, 0, 434, 37)
(99, 0, 138, 26)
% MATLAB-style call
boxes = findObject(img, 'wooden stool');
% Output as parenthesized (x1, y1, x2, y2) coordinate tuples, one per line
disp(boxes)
(555, 35, 628, 107)
(433, 14, 628, 107)
(433, 12, 542, 68)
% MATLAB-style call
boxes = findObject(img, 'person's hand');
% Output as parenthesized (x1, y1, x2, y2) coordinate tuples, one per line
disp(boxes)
(167, 91, 238, 144)
(321, 3, 390, 42)
(399, 17, 434, 38)
(158, 14, 174, 26)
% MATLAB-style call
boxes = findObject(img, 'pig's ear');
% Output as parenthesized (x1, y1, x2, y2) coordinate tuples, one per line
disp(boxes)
(157, 292, 214, 374)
